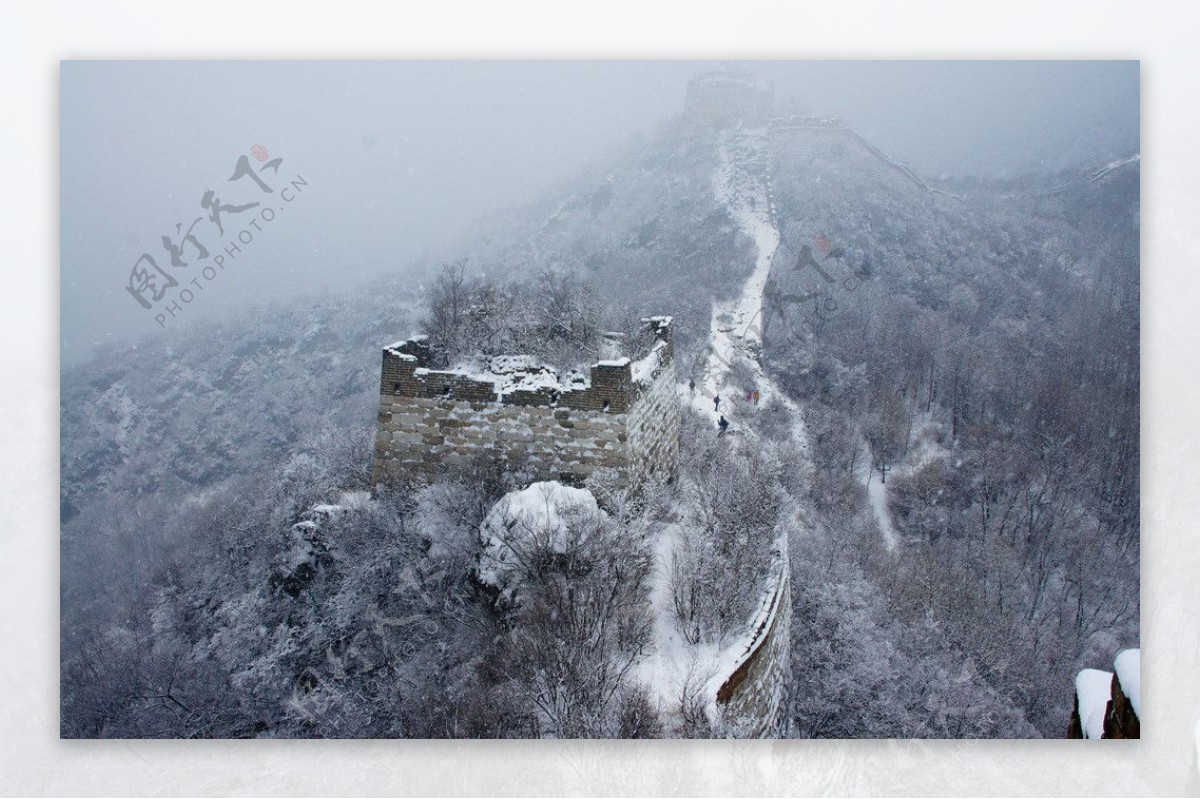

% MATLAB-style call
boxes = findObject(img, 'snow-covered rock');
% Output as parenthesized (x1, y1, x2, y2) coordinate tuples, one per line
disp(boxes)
(1068, 649, 1141, 739)
(1114, 648, 1140, 719)
(1075, 668, 1114, 740)
(1106, 648, 1141, 738)
(474, 481, 607, 607)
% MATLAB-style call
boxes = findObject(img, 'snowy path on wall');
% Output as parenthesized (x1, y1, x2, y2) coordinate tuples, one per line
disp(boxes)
(696, 128, 807, 705)
(685, 128, 807, 448)
(641, 128, 807, 727)
(700, 128, 895, 555)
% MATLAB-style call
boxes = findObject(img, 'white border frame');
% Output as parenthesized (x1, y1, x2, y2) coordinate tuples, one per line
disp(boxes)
(5, 1, 1194, 795)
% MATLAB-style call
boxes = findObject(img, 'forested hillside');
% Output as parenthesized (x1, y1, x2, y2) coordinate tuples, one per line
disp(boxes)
(765, 153, 1139, 735)
(60, 118, 1137, 738)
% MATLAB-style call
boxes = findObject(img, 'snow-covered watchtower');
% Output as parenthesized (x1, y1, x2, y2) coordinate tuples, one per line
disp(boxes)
(371, 317, 680, 492)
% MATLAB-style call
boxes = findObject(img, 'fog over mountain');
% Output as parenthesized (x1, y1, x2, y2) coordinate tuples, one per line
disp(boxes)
(61, 61, 1137, 366)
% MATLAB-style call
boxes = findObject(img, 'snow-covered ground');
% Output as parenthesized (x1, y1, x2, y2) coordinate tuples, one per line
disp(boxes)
(636, 523, 723, 729)
(861, 462, 899, 553)
(686, 128, 807, 448)
(854, 417, 953, 554)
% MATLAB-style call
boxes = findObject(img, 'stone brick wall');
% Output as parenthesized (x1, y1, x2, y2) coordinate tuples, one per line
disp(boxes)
(767, 120, 928, 192)
(627, 339, 680, 486)
(372, 394, 632, 486)
(371, 319, 679, 492)
(714, 545, 792, 738)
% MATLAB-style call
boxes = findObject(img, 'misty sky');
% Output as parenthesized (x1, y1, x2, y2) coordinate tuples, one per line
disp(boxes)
(60, 61, 1138, 365)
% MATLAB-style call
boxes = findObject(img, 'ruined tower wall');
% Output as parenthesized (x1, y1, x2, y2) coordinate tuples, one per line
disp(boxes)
(371, 320, 679, 491)
(626, 339, 680, 487)
(372, 392, 632, 486)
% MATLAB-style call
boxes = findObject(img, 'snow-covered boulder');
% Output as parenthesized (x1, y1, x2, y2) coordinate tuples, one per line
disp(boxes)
(1067, 648, 1141, 739)
(1074, 668, 1114, 740)
(1106, 648, 1140, 738)
(1113, 648, 1140, 719)
(474, 481, 608, 608)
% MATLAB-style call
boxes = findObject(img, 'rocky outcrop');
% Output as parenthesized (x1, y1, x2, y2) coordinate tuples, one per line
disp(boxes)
(1103, 670, 1140, 739)
(1067, 648, 1140, 739)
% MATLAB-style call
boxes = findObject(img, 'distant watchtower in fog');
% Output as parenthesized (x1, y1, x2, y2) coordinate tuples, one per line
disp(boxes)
(683, 70, 775, 128)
